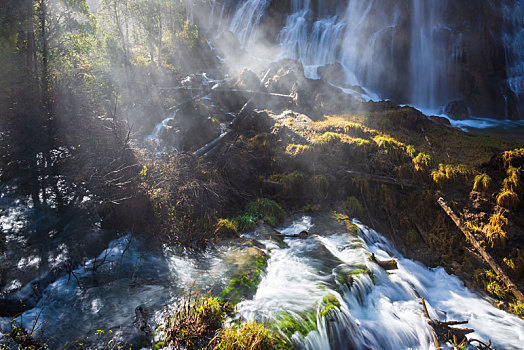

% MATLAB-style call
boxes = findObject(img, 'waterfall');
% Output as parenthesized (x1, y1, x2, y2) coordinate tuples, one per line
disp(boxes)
(504, 0, 524, 108)
(228, 0, 270, 47)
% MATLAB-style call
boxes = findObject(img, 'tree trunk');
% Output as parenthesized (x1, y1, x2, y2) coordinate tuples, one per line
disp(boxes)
(158, 6, 162, 67)
(40, 0, 50, 113)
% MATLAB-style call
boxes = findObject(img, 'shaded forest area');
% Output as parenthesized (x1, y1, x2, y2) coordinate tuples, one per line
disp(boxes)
(0, 0, 208, 233)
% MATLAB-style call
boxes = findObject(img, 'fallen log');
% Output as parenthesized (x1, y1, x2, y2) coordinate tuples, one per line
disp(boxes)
(437, 197, 524, 302)
(370, 253, 398, 270)
(194, 70, 271, 159)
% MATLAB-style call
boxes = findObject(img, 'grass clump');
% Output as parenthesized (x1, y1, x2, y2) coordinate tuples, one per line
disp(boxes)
(320, 295, 341, 317)
(230, 198, 284, 234)
(311, 174, 330, 199)
(162, 293, 233, 350)
(511, 301, 524, 318)
(497, 189, 519, 209)
(483, 211, 508, 248)
(473, 173, 492, 192)
(315, 132, 342, 147)
(214, 218, 239, 238)
(285, 144, 312, 157)
(345, 196, 364, 218)
(214, 321, 290, 350)
(474, 269, 508, 300)
(412, 152, 431, 173)
(431, 163, 471, 187)
(280, 171, 306, 201)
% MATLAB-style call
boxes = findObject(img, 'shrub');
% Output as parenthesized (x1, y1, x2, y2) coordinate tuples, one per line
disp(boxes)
(280, 171, 305, 201)
(233, 214, 257, 233)
(473, 173, 491, 192)
(345, 196, 364, 218)
(245, 198, 284, 227)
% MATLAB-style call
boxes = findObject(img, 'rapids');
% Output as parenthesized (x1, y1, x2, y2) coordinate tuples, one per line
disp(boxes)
(2, 214, 523, 349)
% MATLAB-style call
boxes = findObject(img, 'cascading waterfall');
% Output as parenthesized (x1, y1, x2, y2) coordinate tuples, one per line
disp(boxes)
(228, 0, 270, 48)
(202, 0, 466, 110)
(503, 0, 524, 105)
(409, 0, 455, 109)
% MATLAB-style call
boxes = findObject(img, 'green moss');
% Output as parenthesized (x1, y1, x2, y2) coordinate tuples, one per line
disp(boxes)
(320, 295, 341, 317)
(274, 311, 316, 339)
(155, 341, 164, 349)
(219, 253, 268, 304)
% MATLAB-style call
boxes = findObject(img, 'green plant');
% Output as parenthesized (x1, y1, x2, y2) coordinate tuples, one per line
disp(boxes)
(219, 252, 268, 304)
(345, 196, 364, 218)
(473, 173, 492, 192)
(214, 322, 289, 350)
(245, 198, 284, 227)
(412, 153, 431, 173)
(214, 219, 238, 238)
(484, 211, 508, 248)
(497, 189, 519, 209)
(320, 295, 341, 317)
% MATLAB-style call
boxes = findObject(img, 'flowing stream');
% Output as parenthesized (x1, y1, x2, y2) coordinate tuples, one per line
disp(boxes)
(2, 212, 523, 349)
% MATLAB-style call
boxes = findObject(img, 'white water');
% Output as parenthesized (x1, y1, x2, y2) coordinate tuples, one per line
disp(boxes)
(2, 214, 524, 348)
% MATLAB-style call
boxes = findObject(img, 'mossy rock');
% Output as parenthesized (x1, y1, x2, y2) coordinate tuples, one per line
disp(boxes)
(220, 248, 269, 304)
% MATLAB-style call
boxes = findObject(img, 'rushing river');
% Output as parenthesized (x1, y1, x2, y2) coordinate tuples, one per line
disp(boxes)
(2, 209, 523, 349)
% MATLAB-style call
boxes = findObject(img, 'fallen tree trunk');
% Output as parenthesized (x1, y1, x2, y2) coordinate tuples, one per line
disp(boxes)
(437, 197, 524, 302)
(194, 70, 271, 159)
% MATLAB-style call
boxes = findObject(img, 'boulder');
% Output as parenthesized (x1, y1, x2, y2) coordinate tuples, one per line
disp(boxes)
(444, 100, 471, 120)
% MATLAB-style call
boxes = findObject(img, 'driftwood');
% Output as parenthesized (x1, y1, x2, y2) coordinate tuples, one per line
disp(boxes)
(344, 170, 419, 188)
(437, 197, 524, 302)
(420, 298, 493, 350)
(420, 297, 442, 350)
(370, 253, 398, 270)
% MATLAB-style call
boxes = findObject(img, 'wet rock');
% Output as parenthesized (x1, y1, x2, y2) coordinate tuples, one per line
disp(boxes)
(444, 100, 471, 120)
(318, 62, 347, 87)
